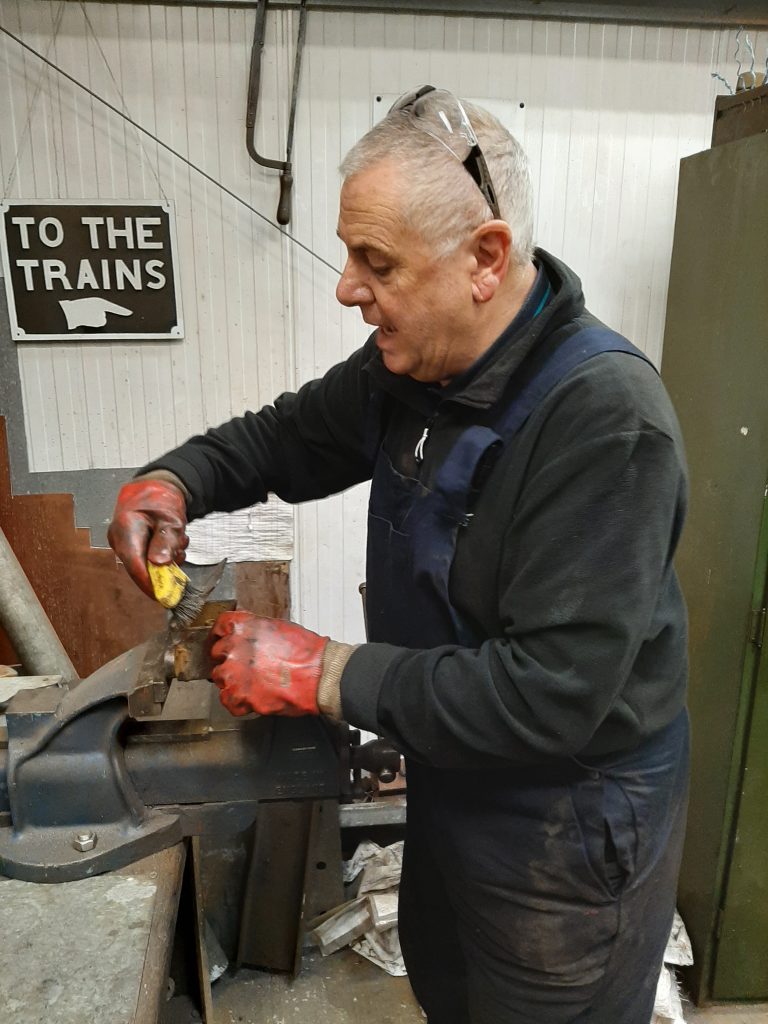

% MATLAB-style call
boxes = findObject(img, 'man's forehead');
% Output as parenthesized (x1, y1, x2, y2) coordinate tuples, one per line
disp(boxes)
(337, 164, 411, 250)
(335, 224, 396, 257)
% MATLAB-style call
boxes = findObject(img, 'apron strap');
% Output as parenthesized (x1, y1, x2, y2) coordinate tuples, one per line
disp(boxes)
(431, 327, 653, 513)
(492, 327, 654, 441)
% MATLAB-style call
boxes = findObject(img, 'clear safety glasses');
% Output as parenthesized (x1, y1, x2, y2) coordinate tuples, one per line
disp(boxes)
(389, 85, 501, 220)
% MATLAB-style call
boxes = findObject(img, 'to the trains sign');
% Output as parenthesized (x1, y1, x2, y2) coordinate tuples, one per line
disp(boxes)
(0, 200, 183, 341)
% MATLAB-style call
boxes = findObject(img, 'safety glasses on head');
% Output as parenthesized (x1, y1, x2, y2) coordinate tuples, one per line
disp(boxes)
(389, 85, 501, 220)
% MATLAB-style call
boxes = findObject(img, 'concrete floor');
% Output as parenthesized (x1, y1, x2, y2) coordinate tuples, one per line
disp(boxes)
(211, 949, 423, 1024)
(686, 1007, 768, 1023)
(207, 949, 768, 1024)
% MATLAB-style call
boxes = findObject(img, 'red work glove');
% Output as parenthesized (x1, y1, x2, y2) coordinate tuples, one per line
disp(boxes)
(209, 611, 329, 717)
(107, 479, 189, 598)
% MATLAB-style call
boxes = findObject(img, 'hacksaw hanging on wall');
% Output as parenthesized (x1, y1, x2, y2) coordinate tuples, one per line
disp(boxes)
(246, 0, 308, 226)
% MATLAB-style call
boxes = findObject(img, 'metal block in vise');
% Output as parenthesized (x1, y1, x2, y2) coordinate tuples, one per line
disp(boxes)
(4, 683, 61, 740)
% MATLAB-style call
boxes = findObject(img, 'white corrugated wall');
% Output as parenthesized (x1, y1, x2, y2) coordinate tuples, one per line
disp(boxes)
(0, 2, 762, 642)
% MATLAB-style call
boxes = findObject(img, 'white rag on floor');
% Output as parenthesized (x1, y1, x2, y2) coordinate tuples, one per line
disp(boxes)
(652, 911, 694, 1024)
(311, 840, 406, 975)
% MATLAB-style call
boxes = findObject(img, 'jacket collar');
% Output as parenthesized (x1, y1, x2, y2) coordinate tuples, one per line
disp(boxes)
(363, 249, 586, 412)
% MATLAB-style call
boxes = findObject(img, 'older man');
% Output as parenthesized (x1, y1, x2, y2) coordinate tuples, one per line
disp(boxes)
(109, 88, 689, 1024)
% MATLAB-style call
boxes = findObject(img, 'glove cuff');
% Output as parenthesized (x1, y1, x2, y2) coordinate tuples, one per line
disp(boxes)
(318, 640, 358, 720)
(134, 469, 192, 504)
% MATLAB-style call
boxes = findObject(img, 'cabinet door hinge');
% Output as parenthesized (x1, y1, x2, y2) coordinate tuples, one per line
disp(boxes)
(749, 607, 767, 648)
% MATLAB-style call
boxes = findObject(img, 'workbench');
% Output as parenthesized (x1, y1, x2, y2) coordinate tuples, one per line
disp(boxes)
(0, 844, 186, 1024)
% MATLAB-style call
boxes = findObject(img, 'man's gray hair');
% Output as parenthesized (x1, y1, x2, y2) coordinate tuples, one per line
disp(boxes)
(340, 98, 534, 265)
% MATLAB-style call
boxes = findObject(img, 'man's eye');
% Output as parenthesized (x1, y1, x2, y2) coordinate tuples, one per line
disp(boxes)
(369, 264, 391, 277)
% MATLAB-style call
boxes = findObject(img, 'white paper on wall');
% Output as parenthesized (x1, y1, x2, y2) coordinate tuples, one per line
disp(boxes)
(185, 496, 293, 564)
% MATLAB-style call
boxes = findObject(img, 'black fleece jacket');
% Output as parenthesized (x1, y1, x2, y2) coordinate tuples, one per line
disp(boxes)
(142, 250, 688, 771)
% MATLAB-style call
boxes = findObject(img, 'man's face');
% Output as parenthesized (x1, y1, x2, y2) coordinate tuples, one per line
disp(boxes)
(336, 161, 477, 383)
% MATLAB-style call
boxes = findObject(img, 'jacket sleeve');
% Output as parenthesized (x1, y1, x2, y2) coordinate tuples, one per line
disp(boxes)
(339, 372, 688, 769)
(139, 340, 378, 519)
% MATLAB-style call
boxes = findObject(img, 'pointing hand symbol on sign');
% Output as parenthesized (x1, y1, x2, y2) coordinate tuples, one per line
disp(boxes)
(59, 297, 133, 330)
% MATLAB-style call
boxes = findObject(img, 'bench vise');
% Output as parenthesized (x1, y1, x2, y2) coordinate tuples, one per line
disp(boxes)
(0, 618, 400, 883)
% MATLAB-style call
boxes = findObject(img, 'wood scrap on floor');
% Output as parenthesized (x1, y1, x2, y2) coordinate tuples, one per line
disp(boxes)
(307, 840, 406, 976)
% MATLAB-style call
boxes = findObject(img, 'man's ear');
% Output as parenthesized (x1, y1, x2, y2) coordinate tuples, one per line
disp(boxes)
(470, 222, 512, 303)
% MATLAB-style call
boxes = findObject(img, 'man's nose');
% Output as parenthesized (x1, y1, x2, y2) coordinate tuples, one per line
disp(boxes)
(336, 262, 374, 307)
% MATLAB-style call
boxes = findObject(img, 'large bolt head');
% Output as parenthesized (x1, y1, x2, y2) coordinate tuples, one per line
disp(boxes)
(72, 831, 97, 853)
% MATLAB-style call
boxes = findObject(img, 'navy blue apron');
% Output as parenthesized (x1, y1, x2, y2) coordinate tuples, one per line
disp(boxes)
(364, 327, 690, 1024)
(366, 328, 647, 648)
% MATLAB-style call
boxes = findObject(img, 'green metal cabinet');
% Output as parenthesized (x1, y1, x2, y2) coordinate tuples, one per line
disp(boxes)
(661, 131, 768, 1003)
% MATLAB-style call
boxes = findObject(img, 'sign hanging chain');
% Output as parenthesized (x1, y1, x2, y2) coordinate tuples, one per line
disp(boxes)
(3, 2, 66, 198)
(77, 2, 168, 204)
(0, 21, 341, 278)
